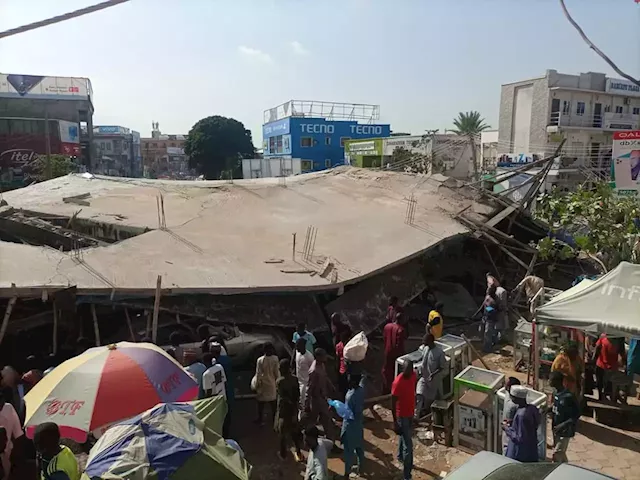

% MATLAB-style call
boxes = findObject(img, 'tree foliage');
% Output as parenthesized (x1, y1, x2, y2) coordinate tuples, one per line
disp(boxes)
(450, 111, 490, 180)
(184, 116, 255, 180)
(33, 154, 78, 181)
(534, 183, 640, 272)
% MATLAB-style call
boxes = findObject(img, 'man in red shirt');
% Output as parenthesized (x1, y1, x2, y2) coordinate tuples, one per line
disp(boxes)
(382, 312, 408, 393)
(594, 333, 621, 401)
(391, 360, 416, 480)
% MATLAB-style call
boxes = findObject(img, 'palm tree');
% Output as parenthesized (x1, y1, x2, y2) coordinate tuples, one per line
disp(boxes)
(450, 111, 491, 180)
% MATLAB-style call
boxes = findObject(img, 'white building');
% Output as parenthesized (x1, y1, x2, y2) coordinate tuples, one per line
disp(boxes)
(499, 69, 640, 183)
(93, 125, 142, 177)
(481, 130, 499, 171)
(242, 157, 302, 179)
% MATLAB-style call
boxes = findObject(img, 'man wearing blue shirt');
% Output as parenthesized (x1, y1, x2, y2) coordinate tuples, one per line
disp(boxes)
(292, 322, 317, 354)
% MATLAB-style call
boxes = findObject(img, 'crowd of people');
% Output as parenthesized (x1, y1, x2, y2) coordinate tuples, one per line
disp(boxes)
(0, 270, 637, 480)
(0, 361, 82, 479)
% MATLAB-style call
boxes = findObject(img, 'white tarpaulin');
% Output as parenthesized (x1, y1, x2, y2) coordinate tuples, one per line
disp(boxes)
(536, 262, 640, 335)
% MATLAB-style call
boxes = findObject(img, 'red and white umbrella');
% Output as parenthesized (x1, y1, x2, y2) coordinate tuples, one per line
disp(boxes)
(24, 342, 198, 442)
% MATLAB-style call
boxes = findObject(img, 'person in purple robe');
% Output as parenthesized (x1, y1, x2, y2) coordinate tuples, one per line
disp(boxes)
(503, 385, 540, 463)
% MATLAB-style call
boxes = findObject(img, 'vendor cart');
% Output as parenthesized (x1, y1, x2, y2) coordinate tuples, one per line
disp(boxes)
(396, 345, 453, 400)
(453, 366, 504, 453)
(436, 334, 471, 398)
(495, 385, 548, 460)
(395, 335, 470, 400)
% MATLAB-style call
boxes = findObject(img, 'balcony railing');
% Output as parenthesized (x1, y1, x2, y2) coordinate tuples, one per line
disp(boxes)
(549, 112, 640, 130)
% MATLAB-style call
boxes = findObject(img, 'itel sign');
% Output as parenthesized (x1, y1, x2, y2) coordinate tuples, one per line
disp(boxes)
(0, 149, 41, 168)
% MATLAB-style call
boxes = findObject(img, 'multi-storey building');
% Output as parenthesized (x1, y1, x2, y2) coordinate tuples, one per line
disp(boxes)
(93, 126, 142, 177)
(262, 100, 391, 173)
(141, 122, 190, 178)
(0, 73, 93, 189)
(499, 70, 640, 185)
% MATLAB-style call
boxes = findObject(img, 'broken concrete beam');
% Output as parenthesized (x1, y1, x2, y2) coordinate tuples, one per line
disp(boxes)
(280, 268, 314, 274)
(63, 193, 91, 206)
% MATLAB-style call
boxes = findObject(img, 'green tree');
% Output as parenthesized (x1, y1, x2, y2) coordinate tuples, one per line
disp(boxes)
(33, 154, 78, 181)
(184, 116, 255, 180)
(534, 183, 640, 272)
(450, 111, 490, 180)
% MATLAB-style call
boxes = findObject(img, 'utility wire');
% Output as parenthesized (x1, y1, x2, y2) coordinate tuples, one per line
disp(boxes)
(559, 0, 640, 87)
(0, 0, 130, 40)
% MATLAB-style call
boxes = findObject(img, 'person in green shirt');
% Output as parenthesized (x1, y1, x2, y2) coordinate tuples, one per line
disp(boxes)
(34, 422, 79, 480)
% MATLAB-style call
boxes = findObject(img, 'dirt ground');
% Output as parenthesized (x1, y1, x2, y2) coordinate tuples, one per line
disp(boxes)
(233, 323, 483, 480)
(233, 322, 640, 479)
(233, 398, 471, 480)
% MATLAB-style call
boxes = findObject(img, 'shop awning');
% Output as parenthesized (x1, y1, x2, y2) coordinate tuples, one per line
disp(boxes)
(536, 262, 640, 335)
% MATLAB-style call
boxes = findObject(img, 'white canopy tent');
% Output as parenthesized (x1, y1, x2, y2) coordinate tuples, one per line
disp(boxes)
(536, 262, 640, 336)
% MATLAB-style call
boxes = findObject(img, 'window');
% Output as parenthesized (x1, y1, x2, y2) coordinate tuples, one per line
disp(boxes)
(561, 101, 571, 115)
(171, 142, 176, 147)
(106, 142, 112, 151)
(325, 136, 331, 146)
(100, 142, 105, 150)
(615, 105, 624, 114)
(301, 137, 313, 147)
(634, 107, 640, 115)
(604, 105, 611, 113)
(152, 142, 158, 148)
(576, 102, 585, 116)
(325, 159, 332, 168)
(301, 160, 313, 171)
(340, 137, 351, 147)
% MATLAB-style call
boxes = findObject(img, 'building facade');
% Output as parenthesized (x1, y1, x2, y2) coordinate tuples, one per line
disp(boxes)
(93, 126, 142, 177)
(141, 122, 190, 178)
(481, 130, 499, 171)
(0, 73, 93, 189)
(262, 100, 391, 173)
(499, 69, 640, 184)
(345, 134, 475, 179)
(242, 157, 302, 179)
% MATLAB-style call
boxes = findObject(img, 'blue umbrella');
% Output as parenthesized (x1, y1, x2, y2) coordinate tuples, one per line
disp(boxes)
(82, 399, 250, 480)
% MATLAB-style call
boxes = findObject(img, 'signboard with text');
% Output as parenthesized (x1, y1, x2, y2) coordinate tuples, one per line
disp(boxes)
(0, 74, 91, 100)
(383, 136, 427, 156)
(611, 130, 640, 196)
(606, 78, 640, 97)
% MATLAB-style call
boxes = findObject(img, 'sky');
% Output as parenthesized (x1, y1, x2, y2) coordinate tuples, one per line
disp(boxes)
(1, 0, 639, 145)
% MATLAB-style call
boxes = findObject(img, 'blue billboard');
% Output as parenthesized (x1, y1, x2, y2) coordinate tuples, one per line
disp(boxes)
(262, 117, 390, 171)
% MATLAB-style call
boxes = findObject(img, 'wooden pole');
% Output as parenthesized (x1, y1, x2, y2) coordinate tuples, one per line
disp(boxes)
(292, 233, 296, 260)
(145, 309, 150, 338)
(52, 301, 59, 355)
(0, 294, 17, 347)
(91, 303, 101, 346)
(460, 334, 491, 370)
(152, 275, 162, 344)
(124, 308, 135, 341)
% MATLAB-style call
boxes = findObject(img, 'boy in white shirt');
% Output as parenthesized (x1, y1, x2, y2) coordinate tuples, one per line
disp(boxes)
(202, 353, 227, 399)
(294, 338, 314, 406)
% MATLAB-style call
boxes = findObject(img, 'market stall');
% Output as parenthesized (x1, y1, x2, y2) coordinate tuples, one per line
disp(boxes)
(395, 334, 471, 398)
(534, 262, 640, 396)
(453, 366, 504, 453)
(496, 385, 548, 461)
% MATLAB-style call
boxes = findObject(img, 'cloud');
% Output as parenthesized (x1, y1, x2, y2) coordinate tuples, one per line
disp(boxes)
(290, 41, 309, 56)
(238, 46, 273, 63)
